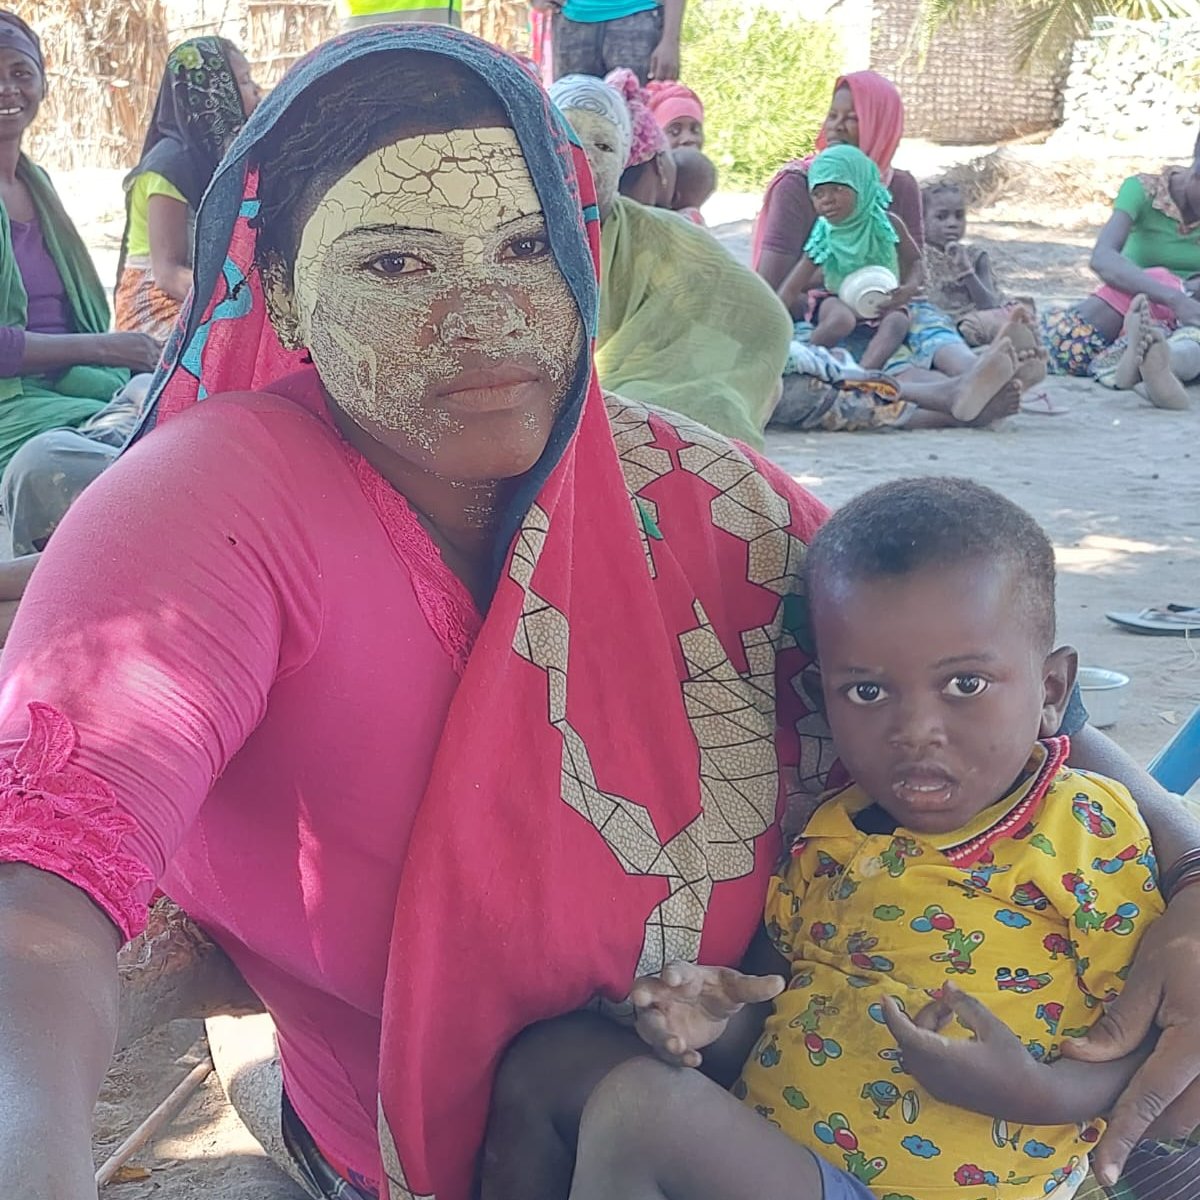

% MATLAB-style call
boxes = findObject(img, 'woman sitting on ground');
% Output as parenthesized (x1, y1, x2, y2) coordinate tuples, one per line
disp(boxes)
(1038, 137, 1200, 406)
(550, 72, 790, 447)
(115, 36, 261, 342)
(754, 71, 1030, 431)
(0, 12, 159, 475)
(1, 31, 1199, 1200)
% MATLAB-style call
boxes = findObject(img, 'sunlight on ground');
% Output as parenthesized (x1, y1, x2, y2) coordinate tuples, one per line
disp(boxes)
(1055, 534, 1173, 573)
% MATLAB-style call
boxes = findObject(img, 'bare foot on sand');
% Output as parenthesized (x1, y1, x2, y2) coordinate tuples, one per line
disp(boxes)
(996, 307, 1048, 389)
(1114, 294, 1152, 390)
(950, 337, 1019, 423)
(970, 379, 1022, 426)
(1141, 329, 1191, 410)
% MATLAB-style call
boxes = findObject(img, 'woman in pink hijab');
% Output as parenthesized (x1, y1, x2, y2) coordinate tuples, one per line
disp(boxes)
(646, 79, 703, 148)
(753, 71, 919, 287)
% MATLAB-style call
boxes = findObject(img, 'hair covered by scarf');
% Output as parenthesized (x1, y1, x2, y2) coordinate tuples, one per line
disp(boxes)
(549, 73, 633, 160)
(645, 80, 703, 131)
(604, 67, 668, 168)
(816, 70, 904, 183)
(804, 143, 898, 291)
(0, 10, 43, 75)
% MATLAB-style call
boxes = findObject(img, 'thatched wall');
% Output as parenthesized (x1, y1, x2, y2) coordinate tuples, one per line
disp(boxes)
(870, 0, 1067, 143)
(24, 0, 530, 172)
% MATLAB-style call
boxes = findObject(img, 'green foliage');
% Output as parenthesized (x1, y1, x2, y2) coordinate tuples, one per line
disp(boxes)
(682, 0, 843, 192)
(919, 0, 1200, 68)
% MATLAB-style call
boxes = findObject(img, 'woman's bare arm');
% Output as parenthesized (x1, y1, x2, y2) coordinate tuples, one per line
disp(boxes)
(1090, 212, 1200, 323)
(0, 864, 121, 1197)
(147, 194, 194, 305)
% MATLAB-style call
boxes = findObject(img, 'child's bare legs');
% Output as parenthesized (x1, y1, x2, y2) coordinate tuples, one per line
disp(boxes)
(809, 297, 857, 350)
(481, 1011, 652, 1200)
(860, 309, 910, 372)
(569, 1057, 828, 1200)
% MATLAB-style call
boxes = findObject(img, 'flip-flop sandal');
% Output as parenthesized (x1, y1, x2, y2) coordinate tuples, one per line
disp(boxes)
(1020, 391, 1068, 416)
(1106, 605, 1200, 635)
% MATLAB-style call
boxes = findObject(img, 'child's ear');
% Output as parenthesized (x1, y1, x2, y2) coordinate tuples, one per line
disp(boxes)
(1039, 645, 1078, 738)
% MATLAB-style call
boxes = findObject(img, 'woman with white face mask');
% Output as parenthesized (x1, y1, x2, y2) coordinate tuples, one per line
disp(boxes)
(550, 72, 791, 447)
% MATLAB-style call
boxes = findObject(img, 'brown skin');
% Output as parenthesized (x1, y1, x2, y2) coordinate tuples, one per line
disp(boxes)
(0, 47, 159, 374)
(0, 99, 583, 1196)
(147, 48, 263, 306)
(620, 150, 678, 211)
(662, 115, 703, 150)
(1091, 148, 1200, 328)
(649, 0, 685, 82)
(923, 185, 1003, 311)
(812, 558, 1075, 835)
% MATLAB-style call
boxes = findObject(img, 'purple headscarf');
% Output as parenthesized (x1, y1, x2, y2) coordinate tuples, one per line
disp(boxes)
(0, 12, 43, 75)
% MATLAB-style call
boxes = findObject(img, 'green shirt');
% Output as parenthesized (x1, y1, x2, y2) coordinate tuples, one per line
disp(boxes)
(338, 0, 460, 15)
(1113, 174, 1200, 276)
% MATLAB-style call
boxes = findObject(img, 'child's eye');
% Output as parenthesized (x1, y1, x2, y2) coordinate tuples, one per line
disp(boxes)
(845, 682, 888, 706)
(944, 675, 989, 698)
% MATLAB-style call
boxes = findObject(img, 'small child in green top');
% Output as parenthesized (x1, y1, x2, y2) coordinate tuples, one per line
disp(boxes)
(779, 144, 924, 372)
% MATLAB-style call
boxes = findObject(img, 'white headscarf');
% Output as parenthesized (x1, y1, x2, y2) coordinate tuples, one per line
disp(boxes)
(550, 74, 633, 217)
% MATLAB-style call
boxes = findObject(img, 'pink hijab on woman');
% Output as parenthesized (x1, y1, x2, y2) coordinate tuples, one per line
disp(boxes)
(606, 66, 669, 167)
(751, 70, 905, 269)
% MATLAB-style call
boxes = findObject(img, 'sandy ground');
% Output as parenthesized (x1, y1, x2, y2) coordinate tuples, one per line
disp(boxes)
(60, 149, 1199, 1195)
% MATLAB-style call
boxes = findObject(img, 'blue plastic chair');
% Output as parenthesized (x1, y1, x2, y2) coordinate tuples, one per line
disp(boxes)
(1149, 704, 1200, 795)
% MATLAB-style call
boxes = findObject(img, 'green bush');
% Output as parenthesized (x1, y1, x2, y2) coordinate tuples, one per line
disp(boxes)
(682, 0, 844, 193)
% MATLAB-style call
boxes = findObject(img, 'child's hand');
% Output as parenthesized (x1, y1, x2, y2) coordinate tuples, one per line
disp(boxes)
(881, 985, 1043, 1119)
(631, 962, 784, 1068)
(946, 242, 975, 279)
(881, 283, 920, 312)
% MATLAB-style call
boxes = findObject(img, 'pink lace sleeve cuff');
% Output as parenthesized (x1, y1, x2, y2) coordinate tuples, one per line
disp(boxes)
(0, 702, 154, 940)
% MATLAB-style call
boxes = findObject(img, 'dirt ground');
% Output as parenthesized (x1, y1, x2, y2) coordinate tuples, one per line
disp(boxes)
(69, 152, 1199, 1195)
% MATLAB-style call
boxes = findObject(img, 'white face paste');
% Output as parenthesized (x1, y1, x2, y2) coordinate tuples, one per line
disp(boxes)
(562, 108, 625, 219)
(292, 126, 584, 464)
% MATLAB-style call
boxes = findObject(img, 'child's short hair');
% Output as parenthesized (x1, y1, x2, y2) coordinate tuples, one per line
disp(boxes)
(921, 179, 962, 212)
(805, 477, 1057, 647)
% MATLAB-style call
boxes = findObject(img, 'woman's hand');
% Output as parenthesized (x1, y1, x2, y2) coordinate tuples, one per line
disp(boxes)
(631, 962, 783, 1068)
(881, 986, 1044, 1120)
(1170, 293, 1200, 328)
(96, 332, 162, 374)
(649, 36, 681, 81)
(1060, 884, 1200, 1182)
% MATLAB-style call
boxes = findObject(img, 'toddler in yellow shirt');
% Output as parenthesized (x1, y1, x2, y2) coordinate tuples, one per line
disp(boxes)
(566, 478, 1163, 1200)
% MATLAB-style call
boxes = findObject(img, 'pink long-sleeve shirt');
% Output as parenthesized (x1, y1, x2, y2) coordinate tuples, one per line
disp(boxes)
(0, 373, 474, 1181)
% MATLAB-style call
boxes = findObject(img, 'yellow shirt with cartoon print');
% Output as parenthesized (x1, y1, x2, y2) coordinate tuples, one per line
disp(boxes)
(738, 738, 1162, 1199)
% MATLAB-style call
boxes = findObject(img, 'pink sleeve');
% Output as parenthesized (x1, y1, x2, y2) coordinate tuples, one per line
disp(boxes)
(757, 171, 816, 263)
(0, 397, 323, 939)
(889, 170, 924, 248)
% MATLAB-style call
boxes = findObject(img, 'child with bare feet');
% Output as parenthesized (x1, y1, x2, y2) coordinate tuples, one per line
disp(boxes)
(780, 145, 923, 373)
(669, 147, 717, 226)
(921, 181, 1047, 394)
(493, 480, 1168, 1200)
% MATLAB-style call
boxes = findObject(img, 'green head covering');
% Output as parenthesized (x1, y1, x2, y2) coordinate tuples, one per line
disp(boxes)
(804, 143, 899, 292)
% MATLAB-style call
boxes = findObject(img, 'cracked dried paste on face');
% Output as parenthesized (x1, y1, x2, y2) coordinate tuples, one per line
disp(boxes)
(293, 126, 583, 470)
(561, 108, 625, 217)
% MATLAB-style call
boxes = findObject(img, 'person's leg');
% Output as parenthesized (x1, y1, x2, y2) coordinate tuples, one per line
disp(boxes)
(481, 1011, 653, 1200)
(1141, 329, 1191, 410)
(552, 11, 605, 79)
(809, 298, 857, 351)
(600, 7, 663, 84)
(897, 338, 1021, 426)
(860, 310, 910, 371)
(569, 1056, 831, 1200)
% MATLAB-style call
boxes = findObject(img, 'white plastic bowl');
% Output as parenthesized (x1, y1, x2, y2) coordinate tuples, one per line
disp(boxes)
(1077, 667, 1131, 729)
(839, 265, 899, 319)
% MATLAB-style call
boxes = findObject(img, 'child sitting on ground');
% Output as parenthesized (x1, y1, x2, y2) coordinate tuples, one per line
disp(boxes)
(504, 479, 1167, 1200)
(780, 144, 923, 372)
(669, 147, 717, 225)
